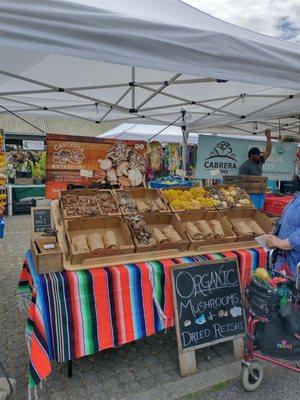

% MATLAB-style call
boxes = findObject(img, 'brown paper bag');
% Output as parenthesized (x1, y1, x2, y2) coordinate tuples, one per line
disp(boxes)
(185, 222, 203, 240)
(209, 219, 225, 238)
(103, 230, 119, 249)
(235, 221, 254, 237)
(155, 198, 167, 211)
(72, 234, 89, 254)
(152, 227, 169, 243)
(162, 225, 182, 243)
(248, 220, 265, 236)
(195, 220, 214, 238)
(87, 232, 104, 252)
(136, 199, 149, 213)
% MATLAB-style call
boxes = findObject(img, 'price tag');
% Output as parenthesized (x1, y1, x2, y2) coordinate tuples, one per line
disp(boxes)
(80, 169, 94, 178)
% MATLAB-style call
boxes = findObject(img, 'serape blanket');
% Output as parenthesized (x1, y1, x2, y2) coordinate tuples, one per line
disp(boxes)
(17, 248, 266, 394)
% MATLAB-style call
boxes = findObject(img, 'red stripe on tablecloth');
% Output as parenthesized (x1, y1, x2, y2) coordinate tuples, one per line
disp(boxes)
(159, 259, 176, 328)
(111, 265, 135, 345)
(90, 269, 114, 350)
(138, 263, 156, 337)
(30, 307, 51, 381)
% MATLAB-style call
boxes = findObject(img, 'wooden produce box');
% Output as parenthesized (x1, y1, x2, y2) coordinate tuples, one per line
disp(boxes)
(176, 210, 237, 251)
(205, 185, 254, 210)
(221, 208, 273, 241)
(114, 187, 170, 215)
(160, 186, 215, 213)
(31, 236, 63, 274)
(66, 216, 134, 264)
(60, 188, 120, 221)
(129, 213, 189, 253)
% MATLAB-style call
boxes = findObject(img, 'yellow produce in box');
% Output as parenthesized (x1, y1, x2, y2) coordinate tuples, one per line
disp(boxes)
(164, 187, 217, 210)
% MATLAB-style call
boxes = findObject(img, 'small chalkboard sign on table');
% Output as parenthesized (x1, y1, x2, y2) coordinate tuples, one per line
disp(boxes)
(172, 258, 246, 376)
(31, 207, 52, 235)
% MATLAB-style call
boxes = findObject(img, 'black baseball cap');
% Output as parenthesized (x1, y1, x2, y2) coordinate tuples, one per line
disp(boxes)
(248, 147, 261, 158)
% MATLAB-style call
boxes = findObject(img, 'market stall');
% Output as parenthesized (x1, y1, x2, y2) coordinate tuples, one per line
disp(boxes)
(1, 1, 300, 398)
(19, 177, 277, 393)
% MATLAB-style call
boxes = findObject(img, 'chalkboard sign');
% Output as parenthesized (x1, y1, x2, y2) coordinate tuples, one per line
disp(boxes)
(172, 259, 246, 352)
(31, 207, 52, 234)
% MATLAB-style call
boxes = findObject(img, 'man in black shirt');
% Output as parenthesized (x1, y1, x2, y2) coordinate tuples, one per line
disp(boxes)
(239, 129, 272, 176)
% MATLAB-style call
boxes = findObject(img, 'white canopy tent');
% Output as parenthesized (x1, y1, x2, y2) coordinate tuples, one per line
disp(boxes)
(99, 123, 275, 143)
(0, 0, 300, 138)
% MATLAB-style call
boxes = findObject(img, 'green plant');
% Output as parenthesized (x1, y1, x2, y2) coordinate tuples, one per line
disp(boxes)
(29, 154, 46, 180)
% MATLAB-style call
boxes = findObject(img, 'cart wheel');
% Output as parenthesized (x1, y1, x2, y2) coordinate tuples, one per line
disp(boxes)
(241, 362, 264, 392)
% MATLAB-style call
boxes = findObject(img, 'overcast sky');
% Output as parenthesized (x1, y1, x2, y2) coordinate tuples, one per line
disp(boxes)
(185, 0, 300, 44)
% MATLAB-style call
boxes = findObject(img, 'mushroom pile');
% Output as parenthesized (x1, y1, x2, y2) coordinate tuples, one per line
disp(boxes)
(98, 142, 147, 187)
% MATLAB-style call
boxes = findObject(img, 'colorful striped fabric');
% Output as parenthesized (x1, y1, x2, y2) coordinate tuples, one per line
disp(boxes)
(17, 247, 267, 392)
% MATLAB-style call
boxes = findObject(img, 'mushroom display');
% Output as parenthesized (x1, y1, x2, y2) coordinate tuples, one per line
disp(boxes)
(96, 142, 147, 187)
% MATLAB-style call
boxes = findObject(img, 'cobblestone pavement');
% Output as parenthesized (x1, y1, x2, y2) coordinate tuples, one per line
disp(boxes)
(0, 215, 236, 400)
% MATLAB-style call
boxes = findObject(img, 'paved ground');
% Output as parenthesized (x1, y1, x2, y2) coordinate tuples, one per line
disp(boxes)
(0, 214, 236, 400)
(180, 366, 300, 400)
(1, 215, 299, 400)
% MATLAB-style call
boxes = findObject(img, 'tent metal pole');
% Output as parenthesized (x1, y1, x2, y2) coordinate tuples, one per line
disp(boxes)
(96, 87, 132, 123)
(141, 102, 190, 112)
(138, 84, 240, 117)
(131, 67, 135, 109)
(245, 97, 291, 117)
(189, 96, 241, 126)
(0, 68, 59, 90)
(136, 73, 181, 111)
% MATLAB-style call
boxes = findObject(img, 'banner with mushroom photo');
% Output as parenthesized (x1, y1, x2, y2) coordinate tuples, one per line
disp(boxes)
(45, 134, 147, 199)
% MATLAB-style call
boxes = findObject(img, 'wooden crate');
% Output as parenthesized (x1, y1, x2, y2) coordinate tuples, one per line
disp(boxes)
(31, 236, 63, 273)
(60, 188, 120, 221)
(175, 210, 237, 251)
(66, 215, 134, 264)
(221, 208, 273, 241)
(127, 213, 189, 253)
(114, 187, 170, 215)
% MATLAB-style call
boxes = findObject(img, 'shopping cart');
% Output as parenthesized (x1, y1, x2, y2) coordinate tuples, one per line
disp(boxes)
(241, 251, 300, 391)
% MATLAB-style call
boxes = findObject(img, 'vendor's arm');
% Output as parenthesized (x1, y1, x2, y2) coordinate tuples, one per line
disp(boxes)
(263, 129, 272, 160)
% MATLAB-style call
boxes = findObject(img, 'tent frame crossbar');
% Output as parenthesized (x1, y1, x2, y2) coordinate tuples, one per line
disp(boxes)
(0, 68, 299, 131)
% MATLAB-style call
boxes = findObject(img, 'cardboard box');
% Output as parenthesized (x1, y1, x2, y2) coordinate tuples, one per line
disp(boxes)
(221, 208, 273, 241)
(128, 213, 189, 253)
(114, 187, 170, 215)
(31, 236, 63, 273)
(175, 210, 237, 251)
(66, 216, 134, 264)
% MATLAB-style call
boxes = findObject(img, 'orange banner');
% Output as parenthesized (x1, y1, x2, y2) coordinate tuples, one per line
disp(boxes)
(46, 134, 147, 199)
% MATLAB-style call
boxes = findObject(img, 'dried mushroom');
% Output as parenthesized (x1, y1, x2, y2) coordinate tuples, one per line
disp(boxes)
(126, 214, 151, 245)
(116, 191, 137, 213)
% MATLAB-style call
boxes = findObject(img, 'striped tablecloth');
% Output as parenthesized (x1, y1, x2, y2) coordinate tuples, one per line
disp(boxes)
(17, 247, 267, 394)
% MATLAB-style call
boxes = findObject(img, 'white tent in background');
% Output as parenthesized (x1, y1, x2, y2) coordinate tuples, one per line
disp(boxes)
(100, 123, 277, 143)
(0, 0, 300, 137)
